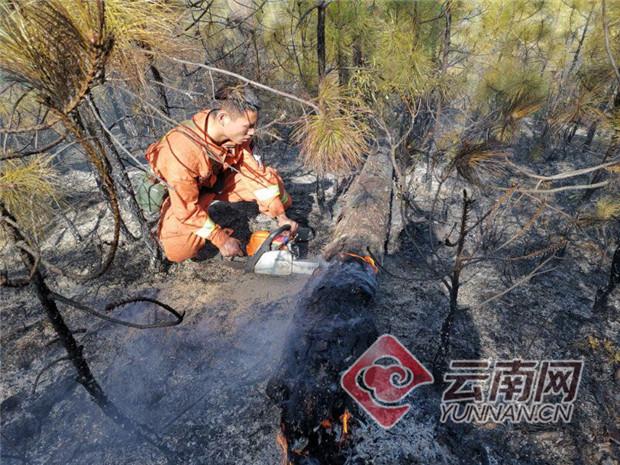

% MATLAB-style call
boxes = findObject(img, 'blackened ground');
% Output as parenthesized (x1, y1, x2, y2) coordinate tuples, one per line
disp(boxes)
(1, 134, 619, 465)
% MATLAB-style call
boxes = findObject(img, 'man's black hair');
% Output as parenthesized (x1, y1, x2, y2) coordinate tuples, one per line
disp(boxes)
(214, 84, 261, 114)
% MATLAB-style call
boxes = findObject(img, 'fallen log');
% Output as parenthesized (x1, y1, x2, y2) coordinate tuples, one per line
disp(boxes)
(324, 148, 394, 261)
(267, 149, 393, 465)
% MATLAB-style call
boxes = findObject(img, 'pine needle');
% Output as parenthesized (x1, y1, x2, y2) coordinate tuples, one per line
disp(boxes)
(0, 156, 60, 240)
(595, 197, 620, 220)
(576, 197, 620, 227)
(451, 141, 512, 185)
(98, 0, 186, 88)
(0, 0, 112, 114)
(293, 76, 370, 176)
(478, 60, 547, 141)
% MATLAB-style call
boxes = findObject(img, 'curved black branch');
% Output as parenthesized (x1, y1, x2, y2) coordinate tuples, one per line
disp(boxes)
(32, 356, 72, 395)
(50, 292, 185, 329)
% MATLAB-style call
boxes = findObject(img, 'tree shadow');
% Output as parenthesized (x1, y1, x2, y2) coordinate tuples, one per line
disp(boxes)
(387, 197, 617, 464)
(199, 176, 318, 261)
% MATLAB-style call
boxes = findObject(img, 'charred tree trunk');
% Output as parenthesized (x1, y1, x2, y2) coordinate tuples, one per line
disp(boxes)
(268, 258, 378, 465)
(352, 36, 363, 68)
(336, 39, 347, 86)
(563, 120, 579, 146)
(583, 121, 598, 149)
(65, 111, 121, 279)
(425, 0, 452, 183)
(594, 244, 620, 311)
(105, 85, 129, 138)
(73, 111, 117, 210)
(316, 2, 327, 81)
(268, 150, 393, 465)
(315, 174, 327, 217)
(433, 190, 473, 379)
(77, 106, 141, 247)
(581, 126, 619, 203)
(313, 1, 329, 216)
(324, 150, 394, 259)
(568, 5, 594, 76)
(150, 64, 171, 117)
(138, 41, 171, 117)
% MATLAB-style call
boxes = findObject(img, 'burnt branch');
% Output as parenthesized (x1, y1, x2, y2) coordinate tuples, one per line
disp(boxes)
(433, 189, 474, 378)
(32, 356, 72, 395)
(50, 293, 184, 329)
(0, 133, 67, 161)
(594, 243, 620, 311)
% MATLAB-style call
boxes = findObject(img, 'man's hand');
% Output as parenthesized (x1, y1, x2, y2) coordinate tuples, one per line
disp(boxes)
(276, 213, 299, 236)
(219, 236, 244, 258)
(210, 227, 244, 258)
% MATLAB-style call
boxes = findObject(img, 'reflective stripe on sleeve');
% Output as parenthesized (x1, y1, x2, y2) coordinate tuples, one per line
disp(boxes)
(253, 185, 280, 202)
(194, 216, 218, 239)
(280, 192, 289, 204)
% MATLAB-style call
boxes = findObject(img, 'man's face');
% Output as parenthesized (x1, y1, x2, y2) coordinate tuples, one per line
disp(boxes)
(221, 109, 258, 145)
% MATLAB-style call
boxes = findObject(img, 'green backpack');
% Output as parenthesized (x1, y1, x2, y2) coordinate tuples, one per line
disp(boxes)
(136, 173, 168, 215)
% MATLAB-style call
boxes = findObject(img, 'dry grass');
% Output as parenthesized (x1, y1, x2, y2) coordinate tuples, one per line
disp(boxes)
(293, 76, 370, 176)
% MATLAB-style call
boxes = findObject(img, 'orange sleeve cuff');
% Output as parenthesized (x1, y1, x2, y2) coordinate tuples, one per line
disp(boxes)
(264, 197, 286, 218)
(208, 226, 231, 249)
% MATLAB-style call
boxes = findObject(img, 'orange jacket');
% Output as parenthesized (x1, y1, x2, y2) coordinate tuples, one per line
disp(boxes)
(145, 110, 287, 245)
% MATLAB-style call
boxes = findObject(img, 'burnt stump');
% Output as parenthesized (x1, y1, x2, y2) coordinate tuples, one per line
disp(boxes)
(267, 257, 379, 464)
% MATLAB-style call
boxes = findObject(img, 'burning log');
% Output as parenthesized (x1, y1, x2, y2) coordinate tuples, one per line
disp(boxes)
(268, 257, 379, 464)
(267, 150, 393, 465)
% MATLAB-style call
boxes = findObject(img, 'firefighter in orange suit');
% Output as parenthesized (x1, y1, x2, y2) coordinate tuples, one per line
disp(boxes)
(145, 86, 297, 262)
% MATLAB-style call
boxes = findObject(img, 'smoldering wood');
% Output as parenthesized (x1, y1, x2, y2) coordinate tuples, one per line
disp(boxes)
(267, 259, 379, 464)
(267, 149, 393, 465)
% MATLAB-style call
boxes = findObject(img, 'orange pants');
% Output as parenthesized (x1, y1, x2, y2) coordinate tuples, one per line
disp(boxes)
(158, 168, 292, 263)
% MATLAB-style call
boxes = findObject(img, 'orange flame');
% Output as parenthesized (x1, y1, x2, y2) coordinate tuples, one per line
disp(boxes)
(340, 409, 352, 434)
(276, 431, 288, 465)
(343, 253, 379, 273)
(320, 419, 332, 429)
